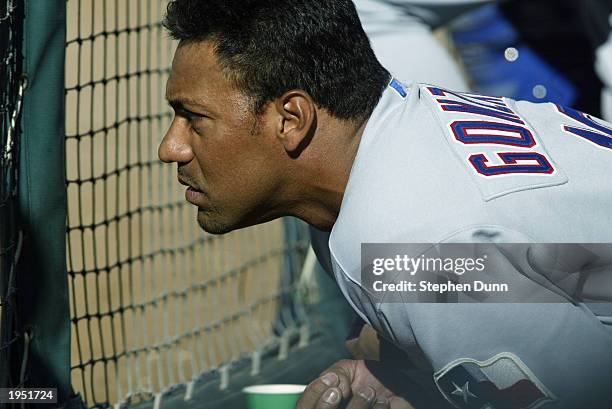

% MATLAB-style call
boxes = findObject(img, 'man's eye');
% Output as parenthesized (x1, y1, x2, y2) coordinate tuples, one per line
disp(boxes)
(187, 111, 210, 123)
(186, 115, 206, 134)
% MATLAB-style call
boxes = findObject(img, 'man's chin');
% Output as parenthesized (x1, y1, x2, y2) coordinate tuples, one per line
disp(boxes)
(196, 209, 234, 235)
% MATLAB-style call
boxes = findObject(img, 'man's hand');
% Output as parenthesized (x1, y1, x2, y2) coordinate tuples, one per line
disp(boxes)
(296, 359, 414, 409)
(345, 324, 380, 361)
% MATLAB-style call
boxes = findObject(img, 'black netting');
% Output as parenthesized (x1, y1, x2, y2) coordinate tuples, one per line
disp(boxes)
(65, 2, 309, 408)
(0, 0, 25, 392)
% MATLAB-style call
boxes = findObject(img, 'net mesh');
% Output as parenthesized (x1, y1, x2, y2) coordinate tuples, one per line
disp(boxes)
(0, 0, 25, 391)
(65, 1, 309, 407)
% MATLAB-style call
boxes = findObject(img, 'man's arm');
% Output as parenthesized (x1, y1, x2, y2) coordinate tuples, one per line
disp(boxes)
(376, 240, 612, 409)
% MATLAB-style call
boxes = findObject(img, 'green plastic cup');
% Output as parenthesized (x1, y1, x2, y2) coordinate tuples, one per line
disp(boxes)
(243, 384, 307, 409)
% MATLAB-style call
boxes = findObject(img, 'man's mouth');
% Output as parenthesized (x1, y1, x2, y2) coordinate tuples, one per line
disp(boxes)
(178, 177, 204, 204)
(185, 186, 204, 204)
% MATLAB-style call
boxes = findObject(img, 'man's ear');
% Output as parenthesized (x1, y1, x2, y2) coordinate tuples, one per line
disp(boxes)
(274, 90, 316, 154)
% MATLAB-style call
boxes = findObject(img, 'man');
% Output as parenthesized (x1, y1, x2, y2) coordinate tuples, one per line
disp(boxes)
(159, 1, 612, 408)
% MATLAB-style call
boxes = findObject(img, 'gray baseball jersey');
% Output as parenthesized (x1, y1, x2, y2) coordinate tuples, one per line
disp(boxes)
(313, 79, 612, 408)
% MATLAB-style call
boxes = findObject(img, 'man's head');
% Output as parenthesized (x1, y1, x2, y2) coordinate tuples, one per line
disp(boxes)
(159, 0, 389, 234)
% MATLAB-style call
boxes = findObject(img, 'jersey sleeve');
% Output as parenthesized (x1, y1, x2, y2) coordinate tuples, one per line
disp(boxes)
(375, 228, 612, 409)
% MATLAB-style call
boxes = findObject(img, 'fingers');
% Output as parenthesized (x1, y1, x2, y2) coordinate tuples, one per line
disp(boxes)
(315, 385, 381, 409)
(297, 372, 341, 409)
(316, 387, 342, 409)
(372, 397, 390, 409)
(345, 386, 376, 409)
(324, 360, 355, 399)
(297, 359, 393, 409)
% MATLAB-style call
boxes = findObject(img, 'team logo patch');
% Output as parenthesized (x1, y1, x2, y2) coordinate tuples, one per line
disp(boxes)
(434, 352, 555, 409)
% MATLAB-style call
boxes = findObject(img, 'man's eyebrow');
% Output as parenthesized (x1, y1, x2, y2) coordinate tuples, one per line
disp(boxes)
(166, 97, 206, 111)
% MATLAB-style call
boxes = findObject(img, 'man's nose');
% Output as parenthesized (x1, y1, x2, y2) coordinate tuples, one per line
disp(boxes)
(158, 120, 194, 164)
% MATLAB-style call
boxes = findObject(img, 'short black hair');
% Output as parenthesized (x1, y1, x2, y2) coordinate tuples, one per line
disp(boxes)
(163, 0, 390, 121)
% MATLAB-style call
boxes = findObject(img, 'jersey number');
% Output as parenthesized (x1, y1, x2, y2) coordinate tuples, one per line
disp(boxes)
(557, 105, 612, 150)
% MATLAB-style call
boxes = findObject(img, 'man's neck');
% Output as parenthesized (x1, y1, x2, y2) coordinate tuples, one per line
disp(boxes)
(289, 116, 369, 231)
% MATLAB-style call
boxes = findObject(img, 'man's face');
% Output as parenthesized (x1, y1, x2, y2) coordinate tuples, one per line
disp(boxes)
(160, 40, 286, 234)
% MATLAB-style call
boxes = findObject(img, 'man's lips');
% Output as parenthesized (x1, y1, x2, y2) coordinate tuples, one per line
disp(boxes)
(178, 176, 194, 188)
(178, 177, 204, 204)
(185, 186, 203, 204)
